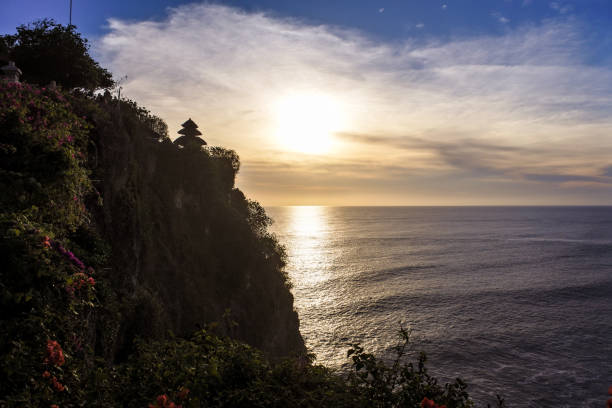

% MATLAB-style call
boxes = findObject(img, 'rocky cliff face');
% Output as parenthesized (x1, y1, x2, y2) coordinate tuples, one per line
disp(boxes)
(92, 106, 304, 359)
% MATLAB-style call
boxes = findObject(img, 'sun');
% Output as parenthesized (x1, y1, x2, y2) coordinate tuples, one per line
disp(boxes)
(274, 93, 345, 154)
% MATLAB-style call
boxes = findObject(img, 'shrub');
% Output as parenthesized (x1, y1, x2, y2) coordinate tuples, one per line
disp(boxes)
(2, 19, 114, 90)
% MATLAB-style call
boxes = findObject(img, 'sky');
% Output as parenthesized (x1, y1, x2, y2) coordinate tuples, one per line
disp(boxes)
(2, 1, 612, 206)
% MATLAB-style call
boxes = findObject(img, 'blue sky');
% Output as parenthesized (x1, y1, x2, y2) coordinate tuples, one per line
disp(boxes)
(3, 1, 611, 47)
(3, 1, 612, 205)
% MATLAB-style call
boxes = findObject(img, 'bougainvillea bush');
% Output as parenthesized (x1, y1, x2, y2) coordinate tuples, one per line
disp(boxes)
(0, 81, 106, 407)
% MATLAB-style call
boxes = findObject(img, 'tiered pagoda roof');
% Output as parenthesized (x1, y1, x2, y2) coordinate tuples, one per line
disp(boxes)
(174, 118, 207, 147)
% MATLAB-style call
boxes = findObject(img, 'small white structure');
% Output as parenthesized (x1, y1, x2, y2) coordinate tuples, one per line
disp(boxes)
(1, 61, 22, 84)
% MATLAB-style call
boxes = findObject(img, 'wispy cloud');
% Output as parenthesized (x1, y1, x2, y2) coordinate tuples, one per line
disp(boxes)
(492, 12, 510, 24)
(96, 4, 612, 204)
(549, 2, 573, 14)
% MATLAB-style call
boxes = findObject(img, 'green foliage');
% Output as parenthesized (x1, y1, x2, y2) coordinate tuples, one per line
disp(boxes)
(0, 81, 92, 233)
(30, 327, 499, 408)
(2, 19, 114, 90)
(346, 327, 475, 408)
(118, 98, 169, 139)
(0, 81, 104, 408)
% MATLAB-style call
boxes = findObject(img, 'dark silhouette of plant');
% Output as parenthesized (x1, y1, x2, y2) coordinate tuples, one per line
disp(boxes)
(117, 98, 169, 139)
(2, 19, 113, 90)
(346, 326, 498, 408)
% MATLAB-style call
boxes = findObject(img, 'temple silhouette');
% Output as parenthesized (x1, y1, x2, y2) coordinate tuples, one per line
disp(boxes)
(173, 118, 207, 148)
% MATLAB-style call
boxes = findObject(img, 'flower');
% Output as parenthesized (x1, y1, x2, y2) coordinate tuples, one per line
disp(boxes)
(42, 236, 51, 248)
(44, 340, 65, 366)
(50, 405, 59, 408)
(157, 395, 169, 406)
(42, 370, 51, 378)
(87, 277, 95, 286)
(51, 376, 65, 392)
(151, 394, 181, 408)
(419, 397, 446, 408)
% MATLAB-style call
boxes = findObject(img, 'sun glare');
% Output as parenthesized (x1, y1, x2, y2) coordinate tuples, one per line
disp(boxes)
(274, 93, 345, 154)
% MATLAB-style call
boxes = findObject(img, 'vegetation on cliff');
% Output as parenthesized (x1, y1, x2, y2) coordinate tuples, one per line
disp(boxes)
(1, 19, 113, 90)
(0, 22, 504, 408)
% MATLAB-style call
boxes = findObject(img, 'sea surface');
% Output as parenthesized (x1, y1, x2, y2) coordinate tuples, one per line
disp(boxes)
(266, 206, 612, 408)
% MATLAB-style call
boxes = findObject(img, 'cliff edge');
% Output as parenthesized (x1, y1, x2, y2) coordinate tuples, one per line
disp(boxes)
(92, 101, 304, 359)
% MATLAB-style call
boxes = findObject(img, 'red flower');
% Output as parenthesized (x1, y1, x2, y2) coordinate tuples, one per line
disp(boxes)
(51, 376, 65, 392)
(157, 395, 169, 406)
(43, 236, 51, 248)
(42, 370, 51, 378)
(421, 397, 436, 408)
(152, 394, 181, 408)
(44, 340, 65, 366)
(50, 405, 59, 408)
(87, 277, 95, 286)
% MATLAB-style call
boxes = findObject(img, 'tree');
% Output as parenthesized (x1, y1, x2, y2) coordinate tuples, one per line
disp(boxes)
(2, 19, 114, 90)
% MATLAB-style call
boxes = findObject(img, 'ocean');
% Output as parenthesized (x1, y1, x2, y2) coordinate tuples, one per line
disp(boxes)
(266, 206, 612, 408)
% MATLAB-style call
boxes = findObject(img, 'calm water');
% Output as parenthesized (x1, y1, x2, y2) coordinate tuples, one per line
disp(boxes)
(266, 206, 612, 408)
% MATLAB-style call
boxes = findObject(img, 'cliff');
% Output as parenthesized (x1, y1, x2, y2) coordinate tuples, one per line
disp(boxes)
(91, 100, 304, 359)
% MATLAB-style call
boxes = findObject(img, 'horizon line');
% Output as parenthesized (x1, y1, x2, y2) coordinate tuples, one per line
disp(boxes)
(264, 204, 612, 208)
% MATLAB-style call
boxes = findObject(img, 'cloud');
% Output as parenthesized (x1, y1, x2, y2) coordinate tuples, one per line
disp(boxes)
(415, 23, 425, 29)
(601, 166, 612, 177)
(96, 4, 612, 204)
(442, 4, 448, 10)
(492, 12, 510, 24)
(523, 173, 610, 184)
(378, 8, 385, 13)
(549, 2, 573, 14)
(336, 131, 612, 186)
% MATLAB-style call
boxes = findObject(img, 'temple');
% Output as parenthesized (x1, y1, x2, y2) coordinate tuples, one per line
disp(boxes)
(1, 61, 22, 84)
(173, 118, 207, 148)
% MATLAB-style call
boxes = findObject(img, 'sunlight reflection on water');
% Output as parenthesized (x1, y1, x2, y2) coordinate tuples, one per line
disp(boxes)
(283, 206, 333, 302)
(269, 206, 392, 367)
